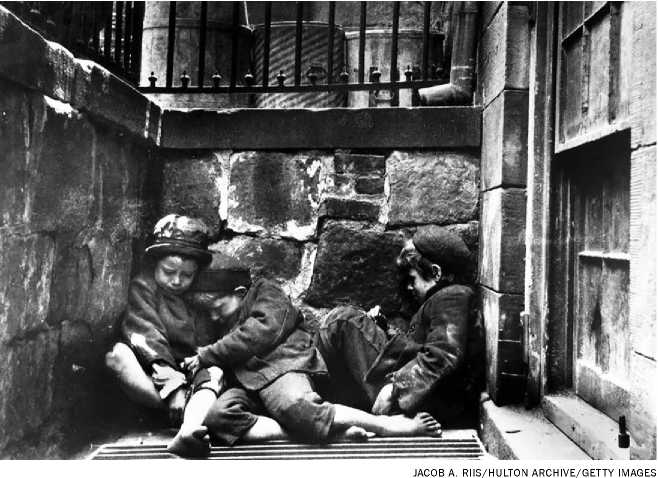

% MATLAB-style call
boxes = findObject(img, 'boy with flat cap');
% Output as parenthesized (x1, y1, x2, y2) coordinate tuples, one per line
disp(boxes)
(316, 225, 483, 428)
(182, 257, 443, 448)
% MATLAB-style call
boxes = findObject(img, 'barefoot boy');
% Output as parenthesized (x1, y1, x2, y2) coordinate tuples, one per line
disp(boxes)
(105, 214, 224, 457)
(316, 225, 483, 428)
(182, 257, 442, 446)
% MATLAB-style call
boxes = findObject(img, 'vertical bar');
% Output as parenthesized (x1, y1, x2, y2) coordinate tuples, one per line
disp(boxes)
(166, 1, 177, 88)
(198, 1, 208, 87)
(92, 4, 100, 55)
(327, 1, 336, 83)
(124, 2, 133, 70)
(358, 2, 366, 83)
(422, 1, 431, 80)
(294, 2, 303, 86)
(131, 1, 145, 80)
(114, 1, 124, 64)
(262, 2, 272, 87)
(390, 1, 400, 82)
(230, 1, 239, 88)
(104, 2, 113, 60)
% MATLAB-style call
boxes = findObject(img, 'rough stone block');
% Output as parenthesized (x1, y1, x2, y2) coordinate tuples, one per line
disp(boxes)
(387, 150, 479, 226)
(0, 80, 30, 228)
(630, 146, 656, 360)
(479, 188, 526, 293)
(320, 196, 382, 222)
(629, 352, 657, 459)
(305, 220, 406, 315)
(72, 59, 153, 142)
(477, 3, 530, 107)
(0, 233, 55, 340)
(161, 150, 230, 238)
(0, 7, 75, 102)
(355, 176, 385, 195)
(209, 236, 304, 282)
(334, 153, 386, 175)
(46, 235, 93, 326)
(630, 2, 656, 149)
(227, 151, 330, 241)
(481, 90, 528, 190)
(0, 329, 60, 451)
(29, 95, 95, 232)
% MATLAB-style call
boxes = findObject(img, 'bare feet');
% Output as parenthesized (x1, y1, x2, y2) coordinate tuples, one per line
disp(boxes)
(335, 426, 375, 441)
(375, 412, 442, 437)
(167, 425, 210, 458)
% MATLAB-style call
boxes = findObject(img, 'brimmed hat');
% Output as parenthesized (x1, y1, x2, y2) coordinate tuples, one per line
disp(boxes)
(412, 225, 471, 271)
(145, 214, 212, 266)
(192, 252, 252, 293)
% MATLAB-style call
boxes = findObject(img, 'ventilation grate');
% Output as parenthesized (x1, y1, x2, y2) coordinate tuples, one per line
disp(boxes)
(90, 433, 487, 460)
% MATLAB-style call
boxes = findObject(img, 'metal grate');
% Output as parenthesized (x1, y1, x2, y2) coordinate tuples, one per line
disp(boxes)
(89, 433, 487, 460)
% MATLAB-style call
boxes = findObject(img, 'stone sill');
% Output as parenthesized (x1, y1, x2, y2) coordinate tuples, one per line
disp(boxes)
(480, 396, 591, 460)
(542, 393, 631, 460)
(160, 106, 482, 150)
(0, 6, 161, 145)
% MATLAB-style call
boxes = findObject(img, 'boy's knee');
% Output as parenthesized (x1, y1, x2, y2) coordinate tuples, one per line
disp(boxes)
(105, 342, 135, 375)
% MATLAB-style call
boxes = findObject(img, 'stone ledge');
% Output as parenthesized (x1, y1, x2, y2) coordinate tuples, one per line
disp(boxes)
(160, 107, 482, 150)
(542, 393, 631, 460)
(0, 6, 160, 145)
(480, 397, 591, 460)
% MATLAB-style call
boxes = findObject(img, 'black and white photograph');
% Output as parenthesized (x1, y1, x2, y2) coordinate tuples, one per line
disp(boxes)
(0, 0, 655, 469)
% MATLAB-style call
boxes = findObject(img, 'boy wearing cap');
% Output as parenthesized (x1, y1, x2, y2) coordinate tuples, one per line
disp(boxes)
(316, 225, 483, 428)
(182, 258, 443, 446)
(105, 214, 225, 457)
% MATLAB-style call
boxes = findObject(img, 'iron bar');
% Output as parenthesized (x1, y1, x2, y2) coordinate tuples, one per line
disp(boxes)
(131, 1, 144, 80)
(104, 1, 112, 60)
(114, 1, 123, 65)
(358, 2, 366, 83)
(327, 1, 335, 83)
(230, 1, 239, 88)
(294, 2, 303, 86)
(198, 1, 208, 87)
(262, 2, 272, 87)
(124, 1, 133, 71)
(422, 1, 431, 80)
(166, 1, 177, 88)
(92, 4, 100, 54)
(390, 2, 400, 83)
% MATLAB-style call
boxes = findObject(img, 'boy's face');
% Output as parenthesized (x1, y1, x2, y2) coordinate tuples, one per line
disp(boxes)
(406, 268, 439, 302)
(154, 255, 199, 295)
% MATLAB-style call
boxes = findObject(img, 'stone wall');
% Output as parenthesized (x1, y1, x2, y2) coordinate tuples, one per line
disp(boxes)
(159, 147, 480, 326)
(0, 8, 162, 458)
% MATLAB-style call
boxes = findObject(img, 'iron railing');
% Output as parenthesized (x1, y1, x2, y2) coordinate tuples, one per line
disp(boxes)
(2, 1, 144, 83)
(141, 1, 449, 105)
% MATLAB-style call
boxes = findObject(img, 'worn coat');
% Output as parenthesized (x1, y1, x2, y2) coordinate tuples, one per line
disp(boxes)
(197, 278, 327, 391)
(365, 284, 479, 417)
(120, 272, 216, 369)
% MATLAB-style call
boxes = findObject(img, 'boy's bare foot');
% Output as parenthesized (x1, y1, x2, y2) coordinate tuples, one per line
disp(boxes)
(167, 425, 210, 458)
(335, 426, 375, 441)
(376, 412, 442, 437)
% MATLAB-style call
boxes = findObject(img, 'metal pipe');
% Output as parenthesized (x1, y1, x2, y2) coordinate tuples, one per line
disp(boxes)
(262, 2, 272, 87)
(327, 1, 336, 83)
(358, 2, 366, 84)
(230, 1, 239, 88)
(419, 1, 479, 105)
(390, 2, 400, 83)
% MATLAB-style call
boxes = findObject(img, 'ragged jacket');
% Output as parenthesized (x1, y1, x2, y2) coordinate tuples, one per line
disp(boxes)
(197, 278, 327, 391)
(120, 272, 217, 370)
(365, 284, 478, 417)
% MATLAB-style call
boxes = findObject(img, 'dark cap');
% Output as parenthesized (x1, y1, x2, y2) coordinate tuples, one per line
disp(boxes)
(412, 225, 471, 271)
(145, 214, 212, 266)
(192, 252, 252, 293)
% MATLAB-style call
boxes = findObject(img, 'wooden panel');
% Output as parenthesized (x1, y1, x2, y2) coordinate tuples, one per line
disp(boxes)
(574, 257, 602, 368)
(602, 147, 630, 253)
(587, 17, 611, 128)
(599, 260, 630, 376)
(561, 41, 583, 140)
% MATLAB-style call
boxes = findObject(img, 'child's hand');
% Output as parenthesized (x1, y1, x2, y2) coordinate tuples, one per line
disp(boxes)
(166, 387, 187, 426)
(366, 305, 381, 319)
(181, 355, 201, 376)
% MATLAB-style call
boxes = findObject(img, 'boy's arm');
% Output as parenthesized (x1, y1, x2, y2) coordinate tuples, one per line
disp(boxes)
(387, 286, 473, 413)
(197, 280, 295, 368)
(121, 277, 178, 370)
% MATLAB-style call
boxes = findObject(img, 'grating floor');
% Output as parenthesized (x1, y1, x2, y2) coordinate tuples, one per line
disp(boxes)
(89, 429, 487, 460)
